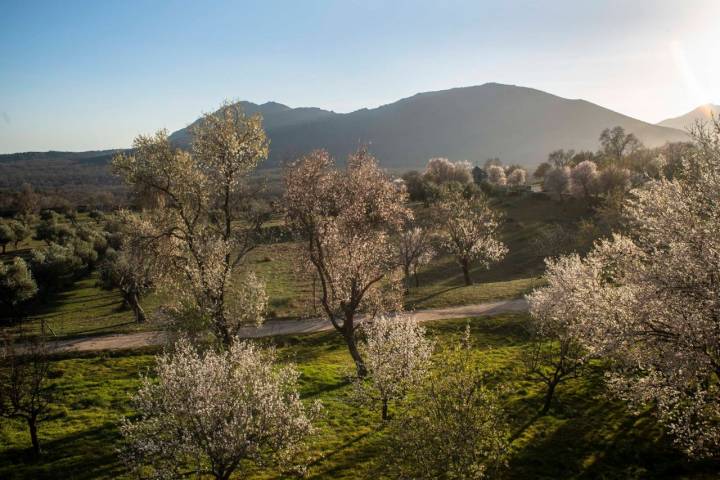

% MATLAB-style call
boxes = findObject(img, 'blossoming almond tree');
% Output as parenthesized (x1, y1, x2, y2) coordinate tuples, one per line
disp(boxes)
(112, 104, 270, 346)
(435, 189, 508, 286)
(386, 329, 510, 479)
(357, 315, 433, 420)
(507, 167, 527, 187)
(568, 160, 599, 198)
(422, 157, 472, 184)
(486, 164, 507, 186)
(120, 339, 320, 480)
(396, 225, 435, 288)
(525, 255, 589, 414)
(529, 119, 720, 457)
(284, 149, 411, 376)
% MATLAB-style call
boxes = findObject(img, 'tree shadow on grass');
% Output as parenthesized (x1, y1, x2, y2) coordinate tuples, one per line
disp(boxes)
(0, 422, 125, 480)
(505, 369, 720, 479)
(404, 285, 462, 309)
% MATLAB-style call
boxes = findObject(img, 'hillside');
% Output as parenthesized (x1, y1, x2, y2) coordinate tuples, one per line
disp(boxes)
(657, 104, 720, 130)
(170, 83, 688, 169)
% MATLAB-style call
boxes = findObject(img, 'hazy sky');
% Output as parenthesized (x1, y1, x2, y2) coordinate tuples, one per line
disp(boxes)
(1, 0, 719, 153)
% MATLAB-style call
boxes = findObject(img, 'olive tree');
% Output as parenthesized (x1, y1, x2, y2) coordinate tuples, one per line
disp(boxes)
(30, 243, 83, 292)
(35, 212, 74, 246)
(0, 222, 14, 253)
(112, 104, 270, 346)
(435, 189, 507, 286)
(284, 149, 411, 376)
(356, 316, 433, 420)
(120, 339, 319, 479)
(10, 218, 32, 249)
(99, 244, 157, 324)
(0, 257, 38, 323)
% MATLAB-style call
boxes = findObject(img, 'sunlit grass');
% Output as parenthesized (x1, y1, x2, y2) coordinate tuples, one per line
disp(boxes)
(2, 314, 716, 479)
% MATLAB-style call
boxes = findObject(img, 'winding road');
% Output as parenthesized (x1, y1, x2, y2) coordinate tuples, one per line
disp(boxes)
(45, 298, 529, 353)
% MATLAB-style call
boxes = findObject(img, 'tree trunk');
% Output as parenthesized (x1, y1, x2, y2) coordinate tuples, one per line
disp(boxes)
(28, 416, 40, 456)
(403, 265, 411, 291)
(129, 292, 146, 324)
(541, 380, 558, 414)
(461, 259, 472, 286)
(382, 398, 389, 421)
(1, 244, 5, 253)
(342, 312, 367, 377)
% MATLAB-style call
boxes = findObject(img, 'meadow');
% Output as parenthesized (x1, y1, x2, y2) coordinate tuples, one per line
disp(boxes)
(6, 192, 710, 479)
(1, 314, 717, 479)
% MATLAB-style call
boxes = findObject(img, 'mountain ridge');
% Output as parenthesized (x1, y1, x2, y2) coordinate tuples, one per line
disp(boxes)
(3, 83, 689, 173)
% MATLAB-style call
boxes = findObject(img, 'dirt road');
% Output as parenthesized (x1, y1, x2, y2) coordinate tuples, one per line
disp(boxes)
(45, 298, 529, 353)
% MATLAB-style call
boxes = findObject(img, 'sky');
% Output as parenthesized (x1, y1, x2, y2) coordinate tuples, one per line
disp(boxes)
(1, 0, 719, 153)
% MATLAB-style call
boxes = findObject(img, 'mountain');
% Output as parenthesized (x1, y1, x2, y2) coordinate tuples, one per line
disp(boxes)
(657, 104, 720, 130)
(168, 101, 337, 147)
(169, 83, 688, 169)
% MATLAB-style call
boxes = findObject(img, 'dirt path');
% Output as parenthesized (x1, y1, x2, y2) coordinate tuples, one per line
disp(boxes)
(45, 298, 529, 354)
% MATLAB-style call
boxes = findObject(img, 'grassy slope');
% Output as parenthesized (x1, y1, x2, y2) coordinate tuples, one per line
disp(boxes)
(1, 314, 717, 479)
(406, 193, 592, 309)
(3, 194, 592, 338)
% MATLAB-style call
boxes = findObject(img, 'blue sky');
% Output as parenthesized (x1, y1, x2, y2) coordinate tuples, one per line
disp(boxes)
(1, 0, 719, 153)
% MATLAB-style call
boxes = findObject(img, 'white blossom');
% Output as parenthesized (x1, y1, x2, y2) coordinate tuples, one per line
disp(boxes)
(486, 165, 507, 186)
(435, 189, 507, 285)
(357, 315, 433, 419)
(530, 119, 720, 457)
(120, 338, 320, 479)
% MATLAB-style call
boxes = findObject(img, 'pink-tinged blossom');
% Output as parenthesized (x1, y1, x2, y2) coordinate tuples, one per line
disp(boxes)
(284, 148, 412, 376)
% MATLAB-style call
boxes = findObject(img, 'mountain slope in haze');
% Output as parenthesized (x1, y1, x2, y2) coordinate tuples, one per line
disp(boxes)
(168, 101, 337, 147)
(170, 83, 689, 169)
(658, 104, 720, 130)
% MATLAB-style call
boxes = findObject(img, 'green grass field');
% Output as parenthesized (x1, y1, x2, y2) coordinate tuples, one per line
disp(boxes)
(3, 194, 593, 339)
(1, 314, 716, 479)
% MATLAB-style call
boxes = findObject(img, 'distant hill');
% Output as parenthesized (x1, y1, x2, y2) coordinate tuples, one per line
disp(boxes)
(169, 83, 688, 169)
(657, 104, 720, 130)
(2, 83, 691, 191)
(168, 101, 337, 148)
